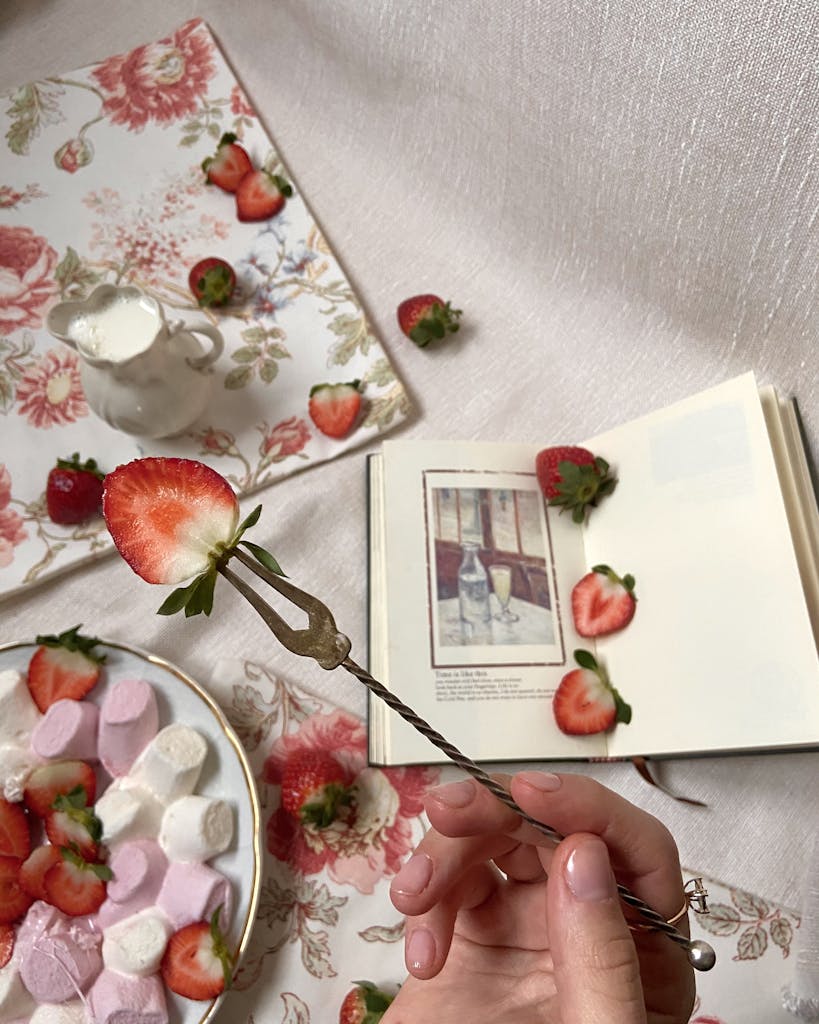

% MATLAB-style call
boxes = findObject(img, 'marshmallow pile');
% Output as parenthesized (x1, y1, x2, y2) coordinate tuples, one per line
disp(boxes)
(0, 665, 235, 1024)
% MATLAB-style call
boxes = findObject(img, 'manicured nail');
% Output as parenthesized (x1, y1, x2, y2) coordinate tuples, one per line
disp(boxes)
(565, 837, 616, 902)
(392, 853, 433, 896)
(516, 770, 562, 792)
(406, 927, 436, 972)
(427, 779, 476, 807)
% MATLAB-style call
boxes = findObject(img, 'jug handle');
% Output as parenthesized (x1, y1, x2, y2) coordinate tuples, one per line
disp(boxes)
(184, 322, 224, 370)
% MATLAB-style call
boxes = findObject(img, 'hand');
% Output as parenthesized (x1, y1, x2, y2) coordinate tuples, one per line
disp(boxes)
(383, 771, 695, 1023)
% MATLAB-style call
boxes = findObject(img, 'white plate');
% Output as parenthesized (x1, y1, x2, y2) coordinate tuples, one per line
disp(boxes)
(0, 639, 262, 1024)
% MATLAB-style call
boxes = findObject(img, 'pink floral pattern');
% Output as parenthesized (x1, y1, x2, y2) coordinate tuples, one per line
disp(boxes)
(230, 84, 256, 119)
(0, 226, 58, 334)
(15, 348, 88, 428)
(91, 21, 216, 132)
(0, 465, 26, 567)
(263, 710, 438, 894)
(260, 416, 311, 459)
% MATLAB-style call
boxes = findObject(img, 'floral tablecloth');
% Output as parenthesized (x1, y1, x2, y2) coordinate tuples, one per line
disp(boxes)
(0, 19, 409, 599)
(206, 655, 805, 1024)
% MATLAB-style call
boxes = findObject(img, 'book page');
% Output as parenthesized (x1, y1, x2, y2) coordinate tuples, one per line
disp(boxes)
(372, 440, 604, 764)
(584, 373, 819, 758)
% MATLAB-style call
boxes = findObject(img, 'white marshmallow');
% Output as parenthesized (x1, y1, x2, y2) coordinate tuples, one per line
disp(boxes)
(102, 908, 172, 977)
(0, 960, 36, 1023)
(29, 1000, 86, 1024)
(95, 783, 164, 845)
(0, 743, 38, 802)
(159, 795, 233, 862)
(132, 724, 207, 804)
(0, 669, 41, 745)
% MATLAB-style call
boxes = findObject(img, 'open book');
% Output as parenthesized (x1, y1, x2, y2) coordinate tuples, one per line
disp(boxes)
(367, 373, 819, 766)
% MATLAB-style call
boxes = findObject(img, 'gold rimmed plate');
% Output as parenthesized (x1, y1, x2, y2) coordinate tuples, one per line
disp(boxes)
(0, 639, 262, 1024)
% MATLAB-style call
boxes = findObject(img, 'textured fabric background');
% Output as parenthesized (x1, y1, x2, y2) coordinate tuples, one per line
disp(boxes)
(1, 0, 817, 910)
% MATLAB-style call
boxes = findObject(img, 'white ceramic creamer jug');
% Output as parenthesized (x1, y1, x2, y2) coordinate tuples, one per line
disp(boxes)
(47, 284, 223, 439)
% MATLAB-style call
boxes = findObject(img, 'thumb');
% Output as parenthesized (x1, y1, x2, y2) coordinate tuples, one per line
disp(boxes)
(546, 833, 647, 1024)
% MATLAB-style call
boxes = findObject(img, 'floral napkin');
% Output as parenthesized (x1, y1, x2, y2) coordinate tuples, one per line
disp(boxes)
(0, 19, 410, 599)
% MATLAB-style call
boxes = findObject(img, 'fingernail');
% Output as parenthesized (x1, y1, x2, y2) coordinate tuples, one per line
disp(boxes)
(427, 779, 476, 807)
(565, 837, 616, 903)
(516, 770, 562, 792)
(406, 927, 436, 972)
(392, 853, 433, 896)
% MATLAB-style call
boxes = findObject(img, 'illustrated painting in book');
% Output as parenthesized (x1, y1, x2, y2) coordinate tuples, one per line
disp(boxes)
(367, 372, 819, 766)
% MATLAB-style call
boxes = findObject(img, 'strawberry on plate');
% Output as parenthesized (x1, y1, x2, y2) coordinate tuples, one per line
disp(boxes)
(339, 980, 394, 1024)
(188, 257, 236, 308)
(19, 845, 63, 902)
(396, 294, 462, 348)
(552, 650, 632, 736)
(45, 453, 104, 525)
(0, 924, 13, 969)
(0, 799, 30, 860)
(535, 445, 617, 524)
(202, 132, 253, 193)
(308, 380, 362, 439)
(23, 759, 97, 819)
(45, 786, 103, 861)
(44, 847, 111, 917)
(27, 625, 105, 712)
(281, 750, 353, 828)
(0, 855, 33, 924)
(161, 906, 234, 1000)
(235, 169, 292, 221)
(572, 564, 637, 637)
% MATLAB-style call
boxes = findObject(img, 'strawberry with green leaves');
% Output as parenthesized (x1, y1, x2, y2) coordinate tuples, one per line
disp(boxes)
(27, 626, 105, 712)
(46, 453, 104, 525)
(281, 750, 353, 828)
(236, 169, 292, 221)
(572, 564, 637, 637)
(23, 759, 98, 819)
(535, 445, 616, 524)
(45, 785, 104, 861)
(43, 846, 112, 917)
(202, 132, 253, 193)
(397, 294, 462, 347)
(161, 906, 234, 1000)
(19, 846, 62, 902)
(339, 981, 394, 1024)
(308, 380, 362, 438)
(188, 257, 236, 308)
(552, 650, 631, 736)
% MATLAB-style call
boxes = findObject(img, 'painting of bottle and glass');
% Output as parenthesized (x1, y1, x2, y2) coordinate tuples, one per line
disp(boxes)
(424, 470, 565, 668)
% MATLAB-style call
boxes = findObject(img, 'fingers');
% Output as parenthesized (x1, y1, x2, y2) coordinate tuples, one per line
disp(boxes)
(547, 834, 647, 1023)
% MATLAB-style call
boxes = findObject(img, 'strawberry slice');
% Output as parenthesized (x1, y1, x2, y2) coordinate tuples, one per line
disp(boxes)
(307, 380, 362, 439)
(161, 906, 235, 1000)
(103, 457, 240, 585)
(552, 650, 632, 736)
(571, 564, 637, 637)
(535, 446, 617, 524)
(44, 847, 112, 917)
(27, 624, 105, 712)
(44, 786, 103, 861)
(0, 798, 30, 860)
(0, 855, 33, 924)
(202, 132, 253, 193)
(24, 760, 97, 819)
(235, 169, 292, 222)
(19, 845, 62, 902)
(0, 924, 13, 969)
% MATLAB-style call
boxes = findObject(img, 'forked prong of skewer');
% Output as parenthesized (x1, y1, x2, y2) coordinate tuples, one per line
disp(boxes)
(218, 551, 716, 971)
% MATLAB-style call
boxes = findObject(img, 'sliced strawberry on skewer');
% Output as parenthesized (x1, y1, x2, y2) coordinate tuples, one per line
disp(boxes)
(396, 294, 462, 348)
(0, 924, 13, 969)
(24, 760, 97, 819)
(552, 650, 632, 736)
(45, 786, 103, 861)
(161, 906, 235, 1000)
(44, 847, 112, 917)
(235, 169, 292, 221)
(571, 564, 637, 637)
(535, 445, 617, 524)
(307, 380, 362, 439)
(27, 624, 106, 712)
(0, 855, 33, 924)
(281, 750, 353, 828)
(339, 980, 394, 1024)
(0, 798, 30, 860)
(202, 132, 253, 193)
(19, 845, 62, 902)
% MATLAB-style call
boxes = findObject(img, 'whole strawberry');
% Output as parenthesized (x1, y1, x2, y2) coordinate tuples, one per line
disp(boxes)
(46, 453, 104, 525)
(572, 564, 637, 637)
(189, 257, 236, 308)
(552, 649, 631, 736)
(202, 132, 253, 193)
(535, 445, 616, 524)
(339, 980, 394, 1024)
(397, 294, 461, 347)
(281, 750, 353, 828)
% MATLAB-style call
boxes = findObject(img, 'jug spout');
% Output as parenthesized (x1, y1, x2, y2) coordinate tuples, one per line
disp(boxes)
(46, 299, 80, 350)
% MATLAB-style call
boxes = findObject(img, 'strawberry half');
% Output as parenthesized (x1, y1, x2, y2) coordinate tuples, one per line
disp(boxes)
(281, 750, 353, 828)
(23, 759, 98, 819)
(0, 924, 13, 969)
(202, 132, 253, 193)
(161, 906, 235, 1000)
(188, 257, 236, 308)
(27, 625, 105, 712)
(535, 445, 617, 524)
(308, 380, 362, 439)
(0, 799, 30, 860)
(45, 786, 103, 861)
(396, 294, 462, 348)
(572, 564, 637, 637)
(339, 980, 394, 1024)
(235, 169, 292, 222)
(19, 845, 62, 902)
(552, 650, 632, 736)
(45, 452, 104, 525)
(44, 847, 112, 917)
(0, 855, 32, 924)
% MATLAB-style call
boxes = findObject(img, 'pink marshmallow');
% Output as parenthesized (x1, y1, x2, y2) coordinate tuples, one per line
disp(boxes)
(156, 861, 233, 931)
(87, 969, 168, 1024)
(97, 840, 168, 928)
(30, 698, 100, 761)
(98, 679, 158, 777)
(16, 901, 102, 1004)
